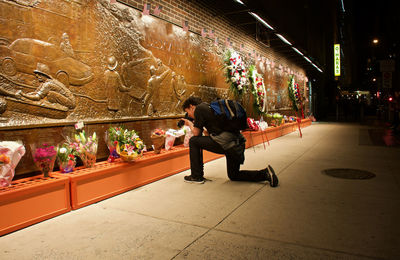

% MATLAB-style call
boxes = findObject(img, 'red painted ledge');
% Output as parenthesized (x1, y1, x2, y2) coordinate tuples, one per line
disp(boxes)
(54, 146, 223, 210)
(0, 174, 70, 236)
(243, 119, 311, 148)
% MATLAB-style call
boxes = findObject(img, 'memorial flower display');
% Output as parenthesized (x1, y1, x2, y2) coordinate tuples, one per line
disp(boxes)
(71, 130, 98, 168)
(56, 143, 77, 173)
(224, 49, 248, 97)
(116, 128, 146, 162)
(105, 126, 122, 162)
(150, 128, 165, 154)
(0, 141, 25, 187)
(267, 113, 284, 126)
(30, 143, 57, 177)
(249, 65, 267, 115)
(288, 75, 301, 112)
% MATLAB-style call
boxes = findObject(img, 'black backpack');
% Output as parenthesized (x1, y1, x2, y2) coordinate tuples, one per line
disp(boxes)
(210, 99, 248, 132)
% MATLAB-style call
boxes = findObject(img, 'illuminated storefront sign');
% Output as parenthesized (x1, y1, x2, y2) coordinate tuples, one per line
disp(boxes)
(334, 44, 340, 76)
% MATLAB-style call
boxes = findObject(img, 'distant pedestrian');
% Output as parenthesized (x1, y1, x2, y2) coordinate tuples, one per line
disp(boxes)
(391, 91, 400, 133)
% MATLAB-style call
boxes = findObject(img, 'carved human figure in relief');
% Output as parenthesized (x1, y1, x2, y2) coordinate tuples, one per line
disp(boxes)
(60, 33, 74, 57)
(104, 56, 131, 111)
(14, 63, 75, 109)
(10, 0, 39, 7)
(171, 72, 186, 113)
(121, 51, 150, 87)
(141, 65, 170, 116)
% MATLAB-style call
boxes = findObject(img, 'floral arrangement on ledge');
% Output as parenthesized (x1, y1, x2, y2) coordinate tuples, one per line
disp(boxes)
(224, 49, 248, 97)
(288, 75, 301, 112)
(105, 126, 122, 162)
(150, 128, 166, 154)
(56, 143, 77, 173)
(0, 141, 25, 187)
(116, 127, 146, 162)
(151, 128, 166, 137)
(267, 113, 284, 126)
(249, 65, 267, 115)
(69, 126, 98, 168)
(284, 116, 296, 123)
(31, 143, 57, 177)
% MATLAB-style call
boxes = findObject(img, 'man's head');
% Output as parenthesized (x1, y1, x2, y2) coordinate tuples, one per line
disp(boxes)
(107, 56, 118, 71)
(156, 58, 162, 67)
(182, 96, 202, 119)
(123, 51, 130, 61)
(34, 63, 52, 81)
(62, 32, 69, 42)
(149, 65, 156, 75)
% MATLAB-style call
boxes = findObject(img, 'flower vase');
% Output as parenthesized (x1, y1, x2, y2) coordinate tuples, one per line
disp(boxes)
(30, 143, 57, 177)
(150, 135, 165, 154)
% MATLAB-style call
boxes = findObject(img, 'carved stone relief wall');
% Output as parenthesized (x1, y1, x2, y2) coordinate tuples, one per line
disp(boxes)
(0, 0, 308, 175)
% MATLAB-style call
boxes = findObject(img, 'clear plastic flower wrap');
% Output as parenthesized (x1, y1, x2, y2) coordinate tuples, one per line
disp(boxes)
(105, 127, 122, 162)
(56, 143, 77, 173)
(30, 142, 57, 177)
(71, 130, 98, 168)
(0, 141, 25, 187)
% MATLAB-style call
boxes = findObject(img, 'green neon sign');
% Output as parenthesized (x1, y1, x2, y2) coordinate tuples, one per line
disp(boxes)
(334, 44, 340, 76)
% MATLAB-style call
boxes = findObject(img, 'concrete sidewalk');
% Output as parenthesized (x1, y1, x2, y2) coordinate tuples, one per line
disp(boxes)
(1, 122, 400, 259)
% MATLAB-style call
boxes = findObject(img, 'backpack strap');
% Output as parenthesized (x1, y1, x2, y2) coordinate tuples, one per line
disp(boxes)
(232, 101, 240, 117)
(224, 99, 235, 118)
(218, 100, 226, 116)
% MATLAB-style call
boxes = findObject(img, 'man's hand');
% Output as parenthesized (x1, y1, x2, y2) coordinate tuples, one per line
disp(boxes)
(182, 118, 193, 128)
(183, 118, 202, 136)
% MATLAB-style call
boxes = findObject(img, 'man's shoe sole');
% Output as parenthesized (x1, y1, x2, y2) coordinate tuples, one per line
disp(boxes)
(268, 165, 279, 187)
(184, 179, 205, 184)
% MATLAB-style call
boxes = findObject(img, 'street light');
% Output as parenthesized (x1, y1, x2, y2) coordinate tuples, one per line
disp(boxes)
(372, 38, 379, 44)
(234, 0, 245, 5)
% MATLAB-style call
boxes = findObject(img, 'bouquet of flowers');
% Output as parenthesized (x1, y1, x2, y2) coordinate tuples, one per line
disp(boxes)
(288, 75, 301, 112)
(150, 128, 165, 154)
(105, 126, 122, 162)
(0, 141, 25, 187)
(56, 143, 77, 173)
(249, 65, 267, 115)
(224, 49, 248, 97)
(30, 143, 57, 177)
(267, 113, 284, 126)
(247, 117, 259, 131)
(116, 128, 146, 162)
(70, 129, 98, 168)
(182, 126, 193, 147)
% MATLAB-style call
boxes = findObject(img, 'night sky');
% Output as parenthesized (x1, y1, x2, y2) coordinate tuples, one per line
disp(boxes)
(348, 0, 399, 90)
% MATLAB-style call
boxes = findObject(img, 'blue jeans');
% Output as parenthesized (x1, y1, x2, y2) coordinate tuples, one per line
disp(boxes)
(189, 136, 267, 182)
